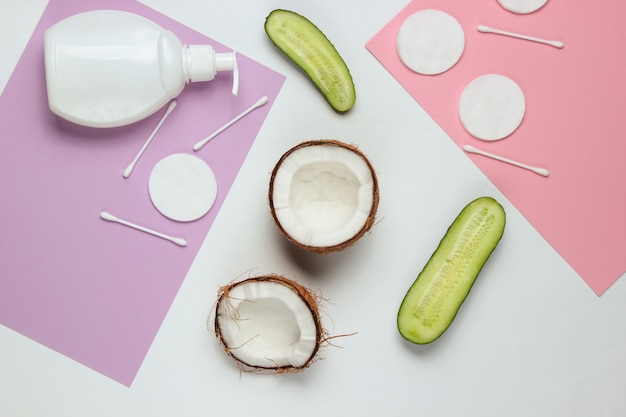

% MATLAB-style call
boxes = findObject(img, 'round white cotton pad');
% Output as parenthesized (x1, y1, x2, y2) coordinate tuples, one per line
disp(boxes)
(148, 153, 217, 222)
(497, 0, 549, 14)
(396, 9, 465, 75)
(458, 74, 526, 141)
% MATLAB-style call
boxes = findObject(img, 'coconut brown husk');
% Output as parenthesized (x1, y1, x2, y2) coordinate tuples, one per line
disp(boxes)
(214, 274, 327, 373)
(268, 139, 380, 254)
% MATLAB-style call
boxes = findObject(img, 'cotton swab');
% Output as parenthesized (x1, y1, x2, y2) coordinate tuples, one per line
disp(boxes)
(463, 145, 550, 177)
(100, 211, 187, 247)
(123, 101, 178, 178)
(193, 96, 269, 151)
(477, 25, 564, 49)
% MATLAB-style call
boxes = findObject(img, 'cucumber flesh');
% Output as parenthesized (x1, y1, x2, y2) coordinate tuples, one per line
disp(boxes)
(264, 9, 356, 112)
(397, 197, 506, 344)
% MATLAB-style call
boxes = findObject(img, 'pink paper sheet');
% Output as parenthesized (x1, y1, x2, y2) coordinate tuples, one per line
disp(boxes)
(367, 0, 626, 296)
(0, 0, 284, 385)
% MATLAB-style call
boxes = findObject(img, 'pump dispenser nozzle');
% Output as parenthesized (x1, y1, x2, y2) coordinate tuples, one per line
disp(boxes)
(218, 51, 239, 96)
(187, 46, 239, 96)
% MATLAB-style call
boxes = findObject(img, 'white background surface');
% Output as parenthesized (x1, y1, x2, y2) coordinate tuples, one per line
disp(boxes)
(1, 1, 625, 416)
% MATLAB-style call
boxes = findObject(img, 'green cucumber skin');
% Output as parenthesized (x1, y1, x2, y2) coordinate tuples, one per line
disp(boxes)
(397, 197, 506, 344)
(264, 9, 356, 112)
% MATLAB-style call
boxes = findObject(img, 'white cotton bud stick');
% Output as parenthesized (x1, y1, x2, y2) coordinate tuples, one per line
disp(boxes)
(477, 25, 564, 49)
(123, 101, 178, 178)
(463, 145, 549, 177)
(193, 96, 269, 151)
(100, 211, 187, 247)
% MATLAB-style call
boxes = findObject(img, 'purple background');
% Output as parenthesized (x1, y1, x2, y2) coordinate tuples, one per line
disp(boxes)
(0, 0, 285, 386)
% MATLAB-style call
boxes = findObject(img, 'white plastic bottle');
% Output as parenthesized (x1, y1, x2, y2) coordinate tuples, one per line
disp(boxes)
(44, 10, 239, 128)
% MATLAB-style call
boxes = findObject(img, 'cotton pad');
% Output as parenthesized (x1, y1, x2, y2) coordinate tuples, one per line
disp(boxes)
(396, 9, 465, 75)
(458, 74, 526, 141)
(148, 153, 217, 222)
(497, 0, 549, 14)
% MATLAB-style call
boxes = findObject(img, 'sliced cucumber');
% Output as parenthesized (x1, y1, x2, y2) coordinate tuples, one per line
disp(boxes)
(397, 197, 506, 344)
(264, 9, 356, 112)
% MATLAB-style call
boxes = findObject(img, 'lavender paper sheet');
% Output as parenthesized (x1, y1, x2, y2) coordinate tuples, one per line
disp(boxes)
(0, 0, 285, 386)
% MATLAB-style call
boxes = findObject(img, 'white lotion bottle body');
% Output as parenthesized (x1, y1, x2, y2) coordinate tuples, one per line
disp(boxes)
(44, 10, 237, 128)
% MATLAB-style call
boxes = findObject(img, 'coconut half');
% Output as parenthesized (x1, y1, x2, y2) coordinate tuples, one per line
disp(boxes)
(269, 140, 379, 253)
(214, 275, 325, 373)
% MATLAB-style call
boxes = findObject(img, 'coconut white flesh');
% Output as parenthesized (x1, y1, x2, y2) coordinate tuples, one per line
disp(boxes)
(217, 280, 318, 369)
(272, 144, 375, 248)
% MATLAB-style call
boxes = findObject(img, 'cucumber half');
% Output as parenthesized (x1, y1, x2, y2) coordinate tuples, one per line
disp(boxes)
(264, 9, 356, 112)
(397, 197, 506, 344)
